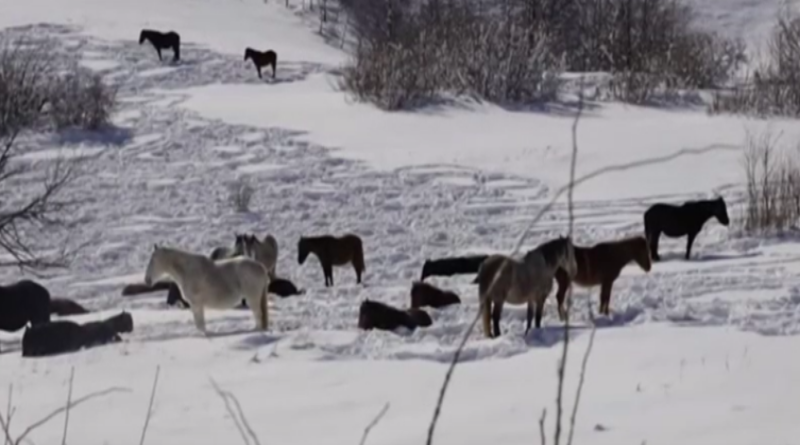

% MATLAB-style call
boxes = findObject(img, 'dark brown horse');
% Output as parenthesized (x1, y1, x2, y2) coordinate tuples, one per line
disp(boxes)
(643, 196, 729, 261)
(554, 235, 652, 318)
(298, 234, 365, 287)
(139, 29, 181, 62)
(50, 298, 90, 316)
(0, 280, 51, 333)
(244, 47, 277, 79)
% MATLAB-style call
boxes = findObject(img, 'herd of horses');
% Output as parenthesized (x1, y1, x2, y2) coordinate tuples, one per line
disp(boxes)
(0, 28, 734, 358)
(0, 193, 731, 358)
(138, 29, 279, 79)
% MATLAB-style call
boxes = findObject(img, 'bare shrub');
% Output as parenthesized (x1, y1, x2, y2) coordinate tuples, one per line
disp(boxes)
(0, 34, 81, 270)
(229, 178, 255, 213)
(48, 65, 117, 131)
(711, 11, 800, 117)
(742, 129, 800, 233)
(338, 0, 563, 110)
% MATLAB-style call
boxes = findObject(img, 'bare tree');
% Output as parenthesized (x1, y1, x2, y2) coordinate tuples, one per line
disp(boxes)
(0, 33, 113, 271)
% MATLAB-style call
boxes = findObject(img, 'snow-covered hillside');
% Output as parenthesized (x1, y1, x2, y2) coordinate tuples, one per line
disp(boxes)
(1, 0, 800, 444)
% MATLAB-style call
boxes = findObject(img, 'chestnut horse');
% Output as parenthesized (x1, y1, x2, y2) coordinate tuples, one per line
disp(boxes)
(554, 235, 652, 318)
(298, 234, 365, 287)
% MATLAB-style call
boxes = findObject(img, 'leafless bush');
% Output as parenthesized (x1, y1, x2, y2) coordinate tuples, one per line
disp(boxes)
(0, 34, 83, 270)
(229, 178, 255, 213)
(48, 65, 117, 131)
(711, 11, 800, 117)
(339, 0, 563, 110)
(741, 129, 800, 233)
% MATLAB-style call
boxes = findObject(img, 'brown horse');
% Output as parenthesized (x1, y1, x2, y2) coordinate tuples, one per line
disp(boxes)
(298, 234, 365, 287)
(554, 235, 652, 318)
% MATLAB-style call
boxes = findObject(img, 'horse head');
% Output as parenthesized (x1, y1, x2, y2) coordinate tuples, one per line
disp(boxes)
(633, 236, 652, 272)
(138, 30, 147, 45)
(714, 196, 730, 226)
(144, 245, 165, 286)
(243, 48, 253, 62)
(297, 237, 310, 265)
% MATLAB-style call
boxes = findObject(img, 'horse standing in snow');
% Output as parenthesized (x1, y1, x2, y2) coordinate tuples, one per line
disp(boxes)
(643, 196, 729, 261)
(209, 233, 249, 260)
(0, 280, 51, 335)
(420, 254, 488, 281)
(554, 235, 652, 318)
(244, 47, 277, 79)
(475, 236, 577, 338)
(144, 244, 270, 334)
(139, 29, 181, 62)
(298, 234, 365, 287)
(22, 311, 133, 357)
(357, 299, 432, 332)
(240, 233, 279, 279)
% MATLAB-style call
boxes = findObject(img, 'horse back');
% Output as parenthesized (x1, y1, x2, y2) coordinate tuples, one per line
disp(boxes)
(22, 321, 83, 357)
(334, 234, 364, 266)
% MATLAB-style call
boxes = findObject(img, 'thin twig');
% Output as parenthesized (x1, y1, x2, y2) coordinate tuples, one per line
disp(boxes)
(139, 365, 161, 445)
(223, 388, 261, 445)
(209, 378, 252, 445)
(1, 384, 13, 445)
(539, 409, 547, 445)
(566, 298, 597, 445)
(359, 402, 390, 445)
(424, 134, 738, 445)
(61, 367, 75, 445)
(554, 76, 585, 445)
(12, 387, 130, 445)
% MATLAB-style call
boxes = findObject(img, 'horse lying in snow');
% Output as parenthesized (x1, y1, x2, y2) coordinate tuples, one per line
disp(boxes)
(22, 312, 133, 357)
(410, 281, 461, 309)
(357, 299, 432, 332)
(421, 254, 488, 281)
(50, 298, 90, 316)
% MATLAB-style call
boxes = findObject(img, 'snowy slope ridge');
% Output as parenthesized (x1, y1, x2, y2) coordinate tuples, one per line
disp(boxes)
(0, 0, 799, 444)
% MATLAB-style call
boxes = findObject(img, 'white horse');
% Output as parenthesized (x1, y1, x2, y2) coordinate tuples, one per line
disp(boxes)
(241, 233, 279, 279)
(144, 244, 270, 334)
(476, 236, 578, 338)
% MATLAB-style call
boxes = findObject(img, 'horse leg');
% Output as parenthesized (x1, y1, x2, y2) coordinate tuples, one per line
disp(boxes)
(534, 296, 546, 329)
(156, 47, 163, 61)
(525, 302, 533, 335)
(190, 305, 207, 335)
(599, 280, 614, 316)
(324, 262, 334, 287)
(685, 231, 698, 260)
(257, 65, 262, 79)
(491, 300, 504, 338)
(554, 269, 569, 321)
(480, 298, 492, 338)
(271, 62, 276, 79)
(648, 230, 661, 261)
(354, 263, 362, 284)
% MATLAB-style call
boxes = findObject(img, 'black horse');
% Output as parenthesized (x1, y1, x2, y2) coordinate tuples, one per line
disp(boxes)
(421, 255, 488, 281)
(21, 311, 134, 358)
(0, 280, 51, 333)
(244, 47, 277, 79)
(50, 298, 90, 316)
(357, 299, 432, 332)
(410, 281, 461, 309)
(139, 29, 181, 62)
(643, 196, 730, 261)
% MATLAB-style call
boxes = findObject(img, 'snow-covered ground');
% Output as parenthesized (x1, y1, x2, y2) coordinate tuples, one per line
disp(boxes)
(1, 0, 800, 444)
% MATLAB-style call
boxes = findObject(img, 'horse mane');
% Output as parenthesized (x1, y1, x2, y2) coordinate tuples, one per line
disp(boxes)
(532, 236, 571, 268)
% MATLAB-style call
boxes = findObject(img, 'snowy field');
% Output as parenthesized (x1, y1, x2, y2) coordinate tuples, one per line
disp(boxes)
(1, 0, 800, 444)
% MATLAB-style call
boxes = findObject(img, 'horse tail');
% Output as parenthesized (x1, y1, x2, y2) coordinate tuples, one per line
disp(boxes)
(260, 278, 269, 330)
(352, 237, 365, 273)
